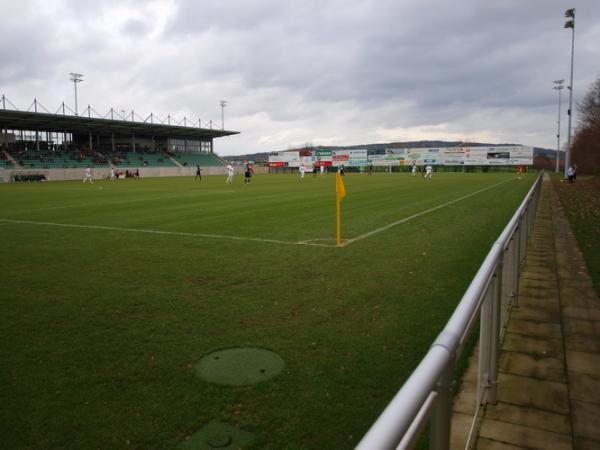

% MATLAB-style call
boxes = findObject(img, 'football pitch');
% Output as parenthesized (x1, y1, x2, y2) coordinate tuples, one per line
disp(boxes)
(0, 171, 535, 449)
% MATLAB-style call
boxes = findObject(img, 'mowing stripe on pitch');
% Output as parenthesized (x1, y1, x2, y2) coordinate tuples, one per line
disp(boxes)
(0, 177, 514, 248)
(341, 177, 515, 247)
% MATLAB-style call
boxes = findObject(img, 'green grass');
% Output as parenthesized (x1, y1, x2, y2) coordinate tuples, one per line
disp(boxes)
(553, 176, 600, 297)
(0, 172, 536, 449)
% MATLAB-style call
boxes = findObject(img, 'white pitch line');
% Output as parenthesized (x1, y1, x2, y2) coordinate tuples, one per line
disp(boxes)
(341, 177, 515, 247)
(0, 218, 336, 247)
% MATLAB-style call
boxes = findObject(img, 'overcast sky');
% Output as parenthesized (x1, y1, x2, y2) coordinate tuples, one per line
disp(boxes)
(1, 0, 599, 155)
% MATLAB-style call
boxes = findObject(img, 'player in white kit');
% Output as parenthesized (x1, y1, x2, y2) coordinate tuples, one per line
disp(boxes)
(425, 165, 433, 180)
(83, 166, 93, 184)
(226, 164, 234, 184)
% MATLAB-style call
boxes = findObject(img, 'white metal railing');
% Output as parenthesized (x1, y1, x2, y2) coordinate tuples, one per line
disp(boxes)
(356, 172, 543, 450)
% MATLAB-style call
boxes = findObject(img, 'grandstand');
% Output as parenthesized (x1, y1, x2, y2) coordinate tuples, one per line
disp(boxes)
(0, 101, 238, 181)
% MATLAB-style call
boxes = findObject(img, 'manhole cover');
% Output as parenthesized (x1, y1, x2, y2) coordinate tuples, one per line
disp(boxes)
(195, 347, 285, 386)
(179, 421, 253, 449)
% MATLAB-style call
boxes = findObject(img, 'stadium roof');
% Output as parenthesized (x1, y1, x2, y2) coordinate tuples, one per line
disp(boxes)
(0, 110, 239, 140)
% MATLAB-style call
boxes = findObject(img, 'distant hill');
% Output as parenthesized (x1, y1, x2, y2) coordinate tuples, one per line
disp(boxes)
(224, 141, 560, 164)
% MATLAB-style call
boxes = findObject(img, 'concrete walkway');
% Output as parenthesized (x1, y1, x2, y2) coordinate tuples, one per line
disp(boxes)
(452, 175, 600, 450)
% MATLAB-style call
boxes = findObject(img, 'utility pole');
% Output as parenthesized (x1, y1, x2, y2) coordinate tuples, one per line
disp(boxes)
(220, 100, 227, 130)
(69, 73, 83, 116)
(553, 80, 564, 173)
(564, 8, 575, 179)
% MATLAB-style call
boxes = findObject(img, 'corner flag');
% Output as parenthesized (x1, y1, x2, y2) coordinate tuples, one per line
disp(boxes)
(336, 172, 346, 247)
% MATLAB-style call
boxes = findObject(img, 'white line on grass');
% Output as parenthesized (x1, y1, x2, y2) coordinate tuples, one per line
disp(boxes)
(0, 219, 336, 247)
(0, 177, 514, 248)
(340, 177, 515, 247)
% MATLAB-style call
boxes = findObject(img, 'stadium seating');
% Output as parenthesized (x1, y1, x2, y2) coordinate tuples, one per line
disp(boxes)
(172, 153, 224, 167)
(5, 142, 225, 170)
(108, 151, 178, 168)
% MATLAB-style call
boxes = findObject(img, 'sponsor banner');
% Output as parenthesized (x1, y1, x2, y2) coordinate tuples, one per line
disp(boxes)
(332, 154, 349, 161)
(271, 145, 533, 167)
(487, 151, 510, 160)
(350, 159, 369, 167)
(508, 146, 533, 158)
(406, 151, 423, 160)
(444, 159, 465, 165)
(347, 149, 368, 158)
(269, 151, 300, 162)
(300, 156, 314, 168)
(372, 159, 400, 166)
(385, 148, 406, 155)
(369, 154, 403, 161)
(510, 158, 533, 165)
(442, 149, 465, 158)
(331, 149, 368, 160)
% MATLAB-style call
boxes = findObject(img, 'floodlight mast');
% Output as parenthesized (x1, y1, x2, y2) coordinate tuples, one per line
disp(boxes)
(553, 80, 564, 173)
(69, 73, 83, 116)
(220, 100, 227, 130)
(564, 8, 575, 179)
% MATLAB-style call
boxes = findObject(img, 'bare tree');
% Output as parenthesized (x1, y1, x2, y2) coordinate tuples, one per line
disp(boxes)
(572, 77, 600, 174)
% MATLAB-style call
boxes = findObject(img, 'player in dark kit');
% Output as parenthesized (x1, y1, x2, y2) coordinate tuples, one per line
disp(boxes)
(244, 164, 253, 184)
(195, 165, 202, 180)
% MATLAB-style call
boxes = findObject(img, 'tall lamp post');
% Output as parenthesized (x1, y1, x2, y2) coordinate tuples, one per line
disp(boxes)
(553, 80, 564, 173)
(564, 8, 575, 179)
(69, 73, 83, 116)
(220, 100, 227, 130)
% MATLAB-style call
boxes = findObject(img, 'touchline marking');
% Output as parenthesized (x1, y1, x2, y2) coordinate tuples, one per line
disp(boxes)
(0, 218, 336, 247)
(341, 177, 515, 247)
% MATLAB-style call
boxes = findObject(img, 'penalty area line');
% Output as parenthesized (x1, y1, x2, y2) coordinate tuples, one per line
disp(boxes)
(342, 177, 516, 247)
(0, 219, 336, 247)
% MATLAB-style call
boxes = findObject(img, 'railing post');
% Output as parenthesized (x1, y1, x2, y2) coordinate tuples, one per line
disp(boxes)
(488, 267, 502, 404)
(429, 362, 454, 450)
(500, 239, 514, 334)
(478, 281, 494, 406)
(519, 213, 527, 266)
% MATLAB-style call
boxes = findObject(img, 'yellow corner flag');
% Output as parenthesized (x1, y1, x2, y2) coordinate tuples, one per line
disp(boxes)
(336, 172, 346, 247)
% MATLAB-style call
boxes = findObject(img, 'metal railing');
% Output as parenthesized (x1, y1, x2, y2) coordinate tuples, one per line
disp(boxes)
(356, 172, 543, 450)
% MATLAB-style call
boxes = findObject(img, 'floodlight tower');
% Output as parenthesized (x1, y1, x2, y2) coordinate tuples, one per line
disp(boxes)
(564, 8, 575, 179)
(553, 80, 564, 173)
(220, 100, 227, 130)
(69, 73, 83, 116)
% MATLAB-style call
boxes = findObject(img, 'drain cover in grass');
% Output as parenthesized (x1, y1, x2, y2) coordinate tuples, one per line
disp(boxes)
(195, 347, 285, 386)
(179, 421, 254, 449)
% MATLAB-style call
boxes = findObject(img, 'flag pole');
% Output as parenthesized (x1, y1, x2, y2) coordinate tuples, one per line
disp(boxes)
(336, 195, 342, 247)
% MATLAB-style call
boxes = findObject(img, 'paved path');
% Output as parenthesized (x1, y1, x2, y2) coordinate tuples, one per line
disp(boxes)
(451, 175, 600, 450)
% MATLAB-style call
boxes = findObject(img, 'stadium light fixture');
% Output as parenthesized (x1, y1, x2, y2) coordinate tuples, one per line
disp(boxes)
(220, 100, 227, 130)
(563, 8, 575, 179)
(553, 80, 565, 173)
(69, 73, 83, 116)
